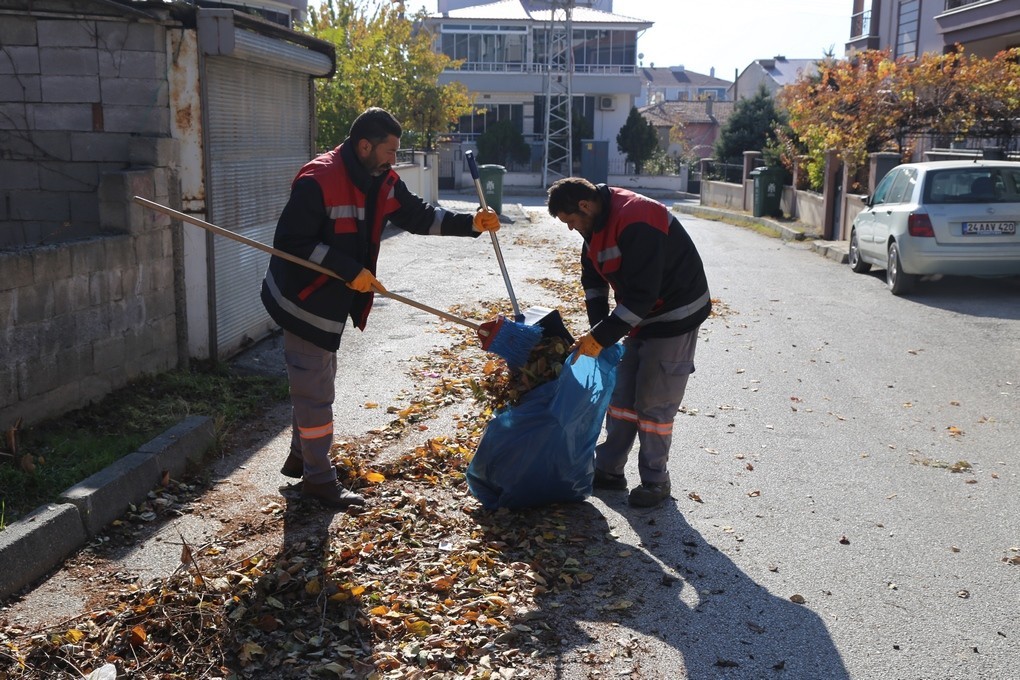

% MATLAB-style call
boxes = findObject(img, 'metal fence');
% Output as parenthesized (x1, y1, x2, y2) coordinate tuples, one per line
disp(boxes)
(700, 160, 756, 184)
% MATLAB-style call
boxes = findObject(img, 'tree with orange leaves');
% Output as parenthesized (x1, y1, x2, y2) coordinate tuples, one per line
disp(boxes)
(779, 47, 1020, 191)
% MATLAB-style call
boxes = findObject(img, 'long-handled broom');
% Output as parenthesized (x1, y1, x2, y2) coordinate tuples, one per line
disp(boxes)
(464, 150, 524, 322)
(133, 197, 541, 368)
(464, 152, 575, 345)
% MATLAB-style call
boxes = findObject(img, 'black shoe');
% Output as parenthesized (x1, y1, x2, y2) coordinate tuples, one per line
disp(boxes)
(628, 481, 671, 507)
(301, 480, 365, 508)
(592, 468, 627, 490)
(280, 452, 303, 478)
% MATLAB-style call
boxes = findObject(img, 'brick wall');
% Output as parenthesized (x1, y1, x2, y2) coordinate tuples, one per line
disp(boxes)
(0, 8, 183, 427)
(0, 166, 181, 428)
(1, 12, 169, 248)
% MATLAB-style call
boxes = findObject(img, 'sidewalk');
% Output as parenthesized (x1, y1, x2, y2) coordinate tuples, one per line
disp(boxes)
(0, 193, 849, 603)
(671, 200, 849, 263)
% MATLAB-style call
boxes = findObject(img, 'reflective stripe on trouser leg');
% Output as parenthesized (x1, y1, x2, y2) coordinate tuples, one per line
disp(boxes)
(596, 330, 699, 485)
(284, 330, 339, 484)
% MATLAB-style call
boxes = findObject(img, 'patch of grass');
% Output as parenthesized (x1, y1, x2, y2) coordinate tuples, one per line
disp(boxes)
(0, 362, 289, 528)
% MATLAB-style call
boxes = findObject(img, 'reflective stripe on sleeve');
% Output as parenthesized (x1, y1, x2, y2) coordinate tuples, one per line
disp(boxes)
(611, 303, 642, 327)
(309, 244, 329, 265)
(430, 207, 446, 235)
(639, 290, 711, 326)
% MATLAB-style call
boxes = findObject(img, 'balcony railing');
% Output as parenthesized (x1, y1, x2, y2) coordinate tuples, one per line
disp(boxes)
(445, 61, 636, 75)
(850, 9, 871, 39)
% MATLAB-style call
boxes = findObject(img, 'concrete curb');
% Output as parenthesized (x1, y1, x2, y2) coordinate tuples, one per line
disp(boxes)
(810, 239, 851, 264)
(670, 202, 851, 265)
(672, 203, 817, 242)
(0, 415, 215, 601)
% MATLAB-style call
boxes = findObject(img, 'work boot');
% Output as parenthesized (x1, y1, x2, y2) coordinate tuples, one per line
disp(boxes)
(282, 454, 344, 480)
(301, 480, 365, 508)
(592, 468, 627, 490)
(280, 452, 303, 478)
(628, 481, 671, 507)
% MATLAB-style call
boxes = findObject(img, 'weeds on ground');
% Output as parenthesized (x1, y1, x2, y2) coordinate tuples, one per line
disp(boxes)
(0, 362, 288, 528)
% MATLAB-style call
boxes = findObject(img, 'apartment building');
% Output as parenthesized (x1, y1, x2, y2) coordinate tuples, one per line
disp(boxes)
(848, 0, 1020, 59)
(424, 0, 652, 172)
(634, 65, 732, 108)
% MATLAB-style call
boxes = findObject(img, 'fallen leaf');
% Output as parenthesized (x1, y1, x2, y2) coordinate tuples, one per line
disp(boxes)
(688, 492, 703, 503)
(128, 625, 147, 646)
(789, 594, 806, 604)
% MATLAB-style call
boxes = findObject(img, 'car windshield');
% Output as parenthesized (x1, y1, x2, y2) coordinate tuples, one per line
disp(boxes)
(923, 166, 1020, 204)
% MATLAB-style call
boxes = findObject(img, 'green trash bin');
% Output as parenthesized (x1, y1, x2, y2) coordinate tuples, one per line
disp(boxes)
(478, 164, 507, 214)
(751, 166, 784, 218)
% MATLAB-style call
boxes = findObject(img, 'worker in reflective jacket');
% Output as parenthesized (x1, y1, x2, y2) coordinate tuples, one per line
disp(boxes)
(547, 177, 711, 508)
(262, 107, 499, 509)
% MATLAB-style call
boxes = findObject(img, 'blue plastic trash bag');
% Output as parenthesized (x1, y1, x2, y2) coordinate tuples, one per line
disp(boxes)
(467, 342, 625, 510)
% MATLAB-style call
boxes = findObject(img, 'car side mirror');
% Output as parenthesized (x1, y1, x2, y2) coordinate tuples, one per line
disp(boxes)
(862, 195, 871, 208)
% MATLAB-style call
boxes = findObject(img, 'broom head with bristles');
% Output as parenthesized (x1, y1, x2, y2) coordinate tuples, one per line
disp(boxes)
(477, 315, 543, 369)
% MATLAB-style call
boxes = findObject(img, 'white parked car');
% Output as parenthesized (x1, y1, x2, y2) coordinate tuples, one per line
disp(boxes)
(848, 160, 1020, 294)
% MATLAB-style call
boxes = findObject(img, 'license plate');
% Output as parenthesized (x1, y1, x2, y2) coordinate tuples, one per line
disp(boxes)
(963, 221, 1016, 235)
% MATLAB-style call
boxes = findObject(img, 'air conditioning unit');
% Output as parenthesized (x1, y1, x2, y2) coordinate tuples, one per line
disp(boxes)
(597, 95, 615, 111)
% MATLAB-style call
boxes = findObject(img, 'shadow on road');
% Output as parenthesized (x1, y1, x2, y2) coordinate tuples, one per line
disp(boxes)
(524, 497, 849, 679)
(863, 272, 1020, 320)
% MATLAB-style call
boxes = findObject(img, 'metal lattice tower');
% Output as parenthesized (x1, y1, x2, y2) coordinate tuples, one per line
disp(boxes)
(541, 0, 573, 188)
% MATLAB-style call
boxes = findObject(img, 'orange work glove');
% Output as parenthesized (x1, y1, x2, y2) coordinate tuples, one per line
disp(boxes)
(570, 332, 603, 364)
(346, 268, 386, 293)
(473, 208, 500, 233)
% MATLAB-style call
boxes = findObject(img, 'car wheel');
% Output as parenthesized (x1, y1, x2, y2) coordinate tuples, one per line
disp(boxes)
(849, 229, 871, 273)
(887, 242, 917, 295)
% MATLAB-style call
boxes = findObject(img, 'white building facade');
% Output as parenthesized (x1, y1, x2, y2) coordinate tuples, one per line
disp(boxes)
(425, 0, 652, 180)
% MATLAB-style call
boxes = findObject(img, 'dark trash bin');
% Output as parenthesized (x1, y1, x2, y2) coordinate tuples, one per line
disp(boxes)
(478, 164, 507, 214)
(751, 166, 784, 218)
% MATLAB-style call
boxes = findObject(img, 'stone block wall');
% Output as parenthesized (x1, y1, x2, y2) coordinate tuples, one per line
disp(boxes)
(0, 166, 180, 428)
(0, 7, 183, 427)
(0, 11, 170, 249)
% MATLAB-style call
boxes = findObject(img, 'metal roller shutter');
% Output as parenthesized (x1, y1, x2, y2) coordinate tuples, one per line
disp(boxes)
(204, 52, 313, 358)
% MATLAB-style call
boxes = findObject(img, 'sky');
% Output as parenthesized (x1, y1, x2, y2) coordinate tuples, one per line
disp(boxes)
(408, 0, 852, 81)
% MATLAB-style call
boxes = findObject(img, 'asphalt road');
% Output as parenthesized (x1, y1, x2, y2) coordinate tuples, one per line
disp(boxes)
(537, 208, 1020, 680)
(4, 195, 1018, 679)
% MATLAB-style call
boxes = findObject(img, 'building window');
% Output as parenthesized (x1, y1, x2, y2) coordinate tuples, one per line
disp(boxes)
(533, 96, 594, 134)
(455, 104, 524, 137)
(534, 28, 637, 72)
(896, 0, 920, 59)
(439, 24, 528, 71)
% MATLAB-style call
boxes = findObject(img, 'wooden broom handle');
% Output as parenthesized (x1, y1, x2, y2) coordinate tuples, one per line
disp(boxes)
(132, 196, 480, 331)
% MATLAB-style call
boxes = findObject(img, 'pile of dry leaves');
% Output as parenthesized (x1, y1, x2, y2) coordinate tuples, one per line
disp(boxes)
(0, 304, 624, 680)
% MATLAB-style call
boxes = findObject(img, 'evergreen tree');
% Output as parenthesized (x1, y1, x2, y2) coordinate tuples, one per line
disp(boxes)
(477, 120, 530, 167)
(616, 107, 658, 174)
(714, 85, 787, 164)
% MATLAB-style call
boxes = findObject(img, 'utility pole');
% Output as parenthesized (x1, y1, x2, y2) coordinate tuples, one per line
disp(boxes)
(541, 0, 573, 188)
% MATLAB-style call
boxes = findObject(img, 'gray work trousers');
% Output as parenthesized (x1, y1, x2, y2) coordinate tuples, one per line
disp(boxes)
(284, 330, 341, 485)
(594, 329, 699, 485)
